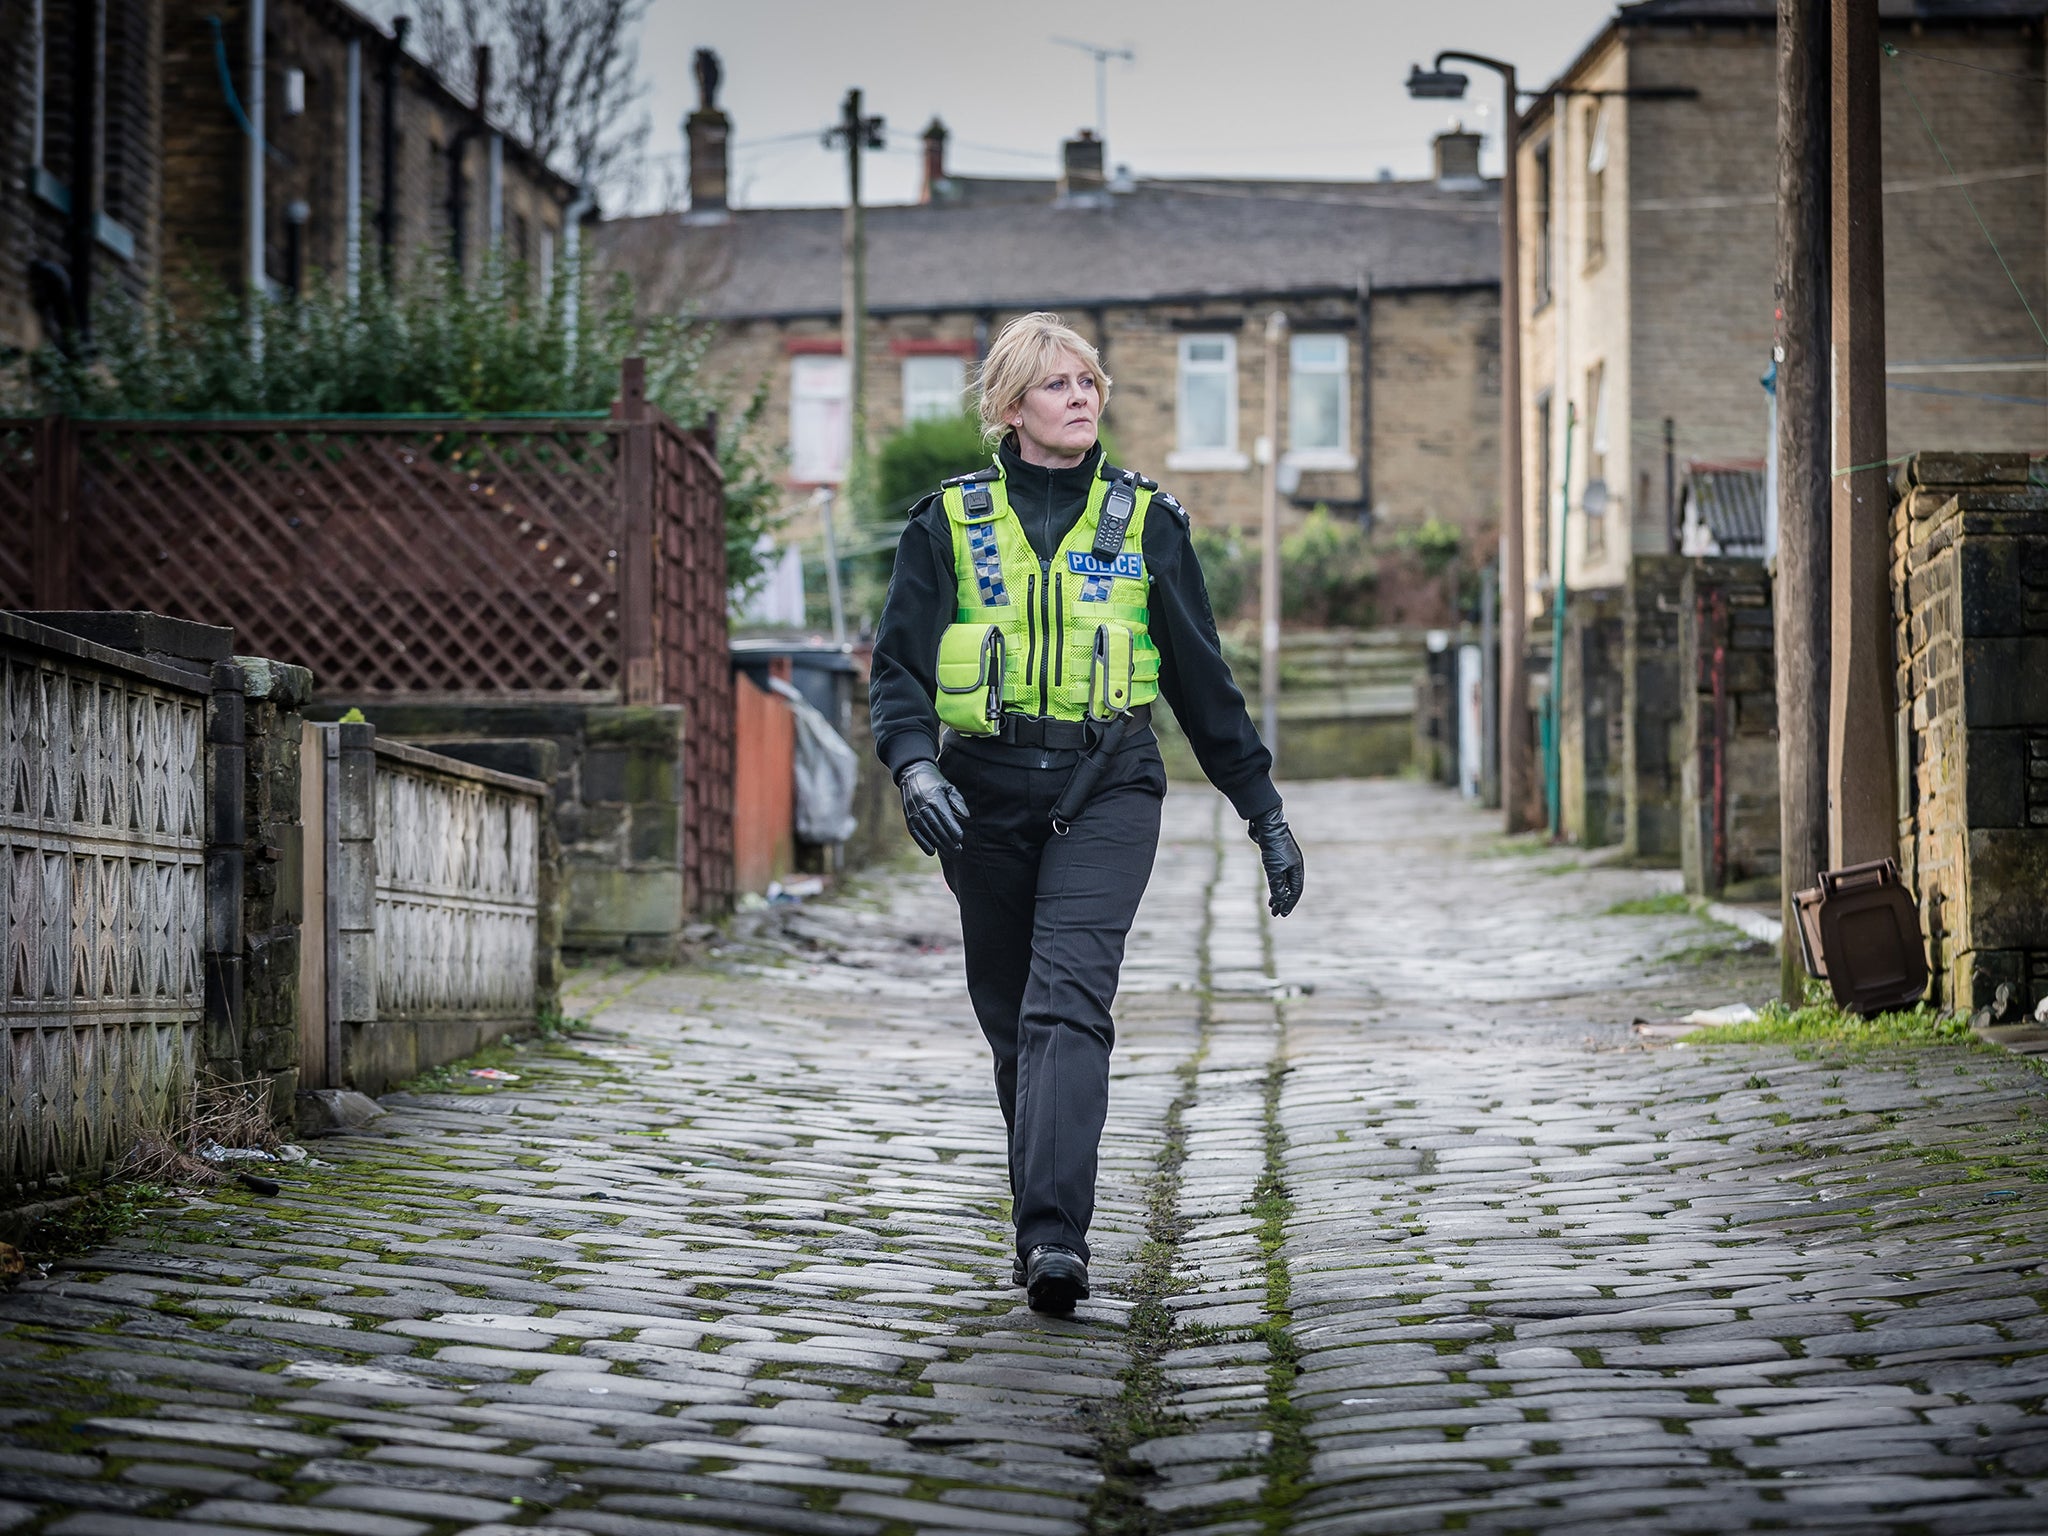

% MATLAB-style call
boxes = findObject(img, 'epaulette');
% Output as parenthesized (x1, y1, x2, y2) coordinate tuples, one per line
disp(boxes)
(1153, 490, 1189, 529)
(904, 490, 941, 522)
(940, 465, 1001, 488)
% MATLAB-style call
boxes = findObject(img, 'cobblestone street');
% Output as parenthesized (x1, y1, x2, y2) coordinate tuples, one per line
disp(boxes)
(7, 780, 2048, 1534)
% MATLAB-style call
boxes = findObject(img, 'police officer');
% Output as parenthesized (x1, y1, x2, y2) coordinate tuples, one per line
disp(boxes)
(870, 313, 1304, 1315)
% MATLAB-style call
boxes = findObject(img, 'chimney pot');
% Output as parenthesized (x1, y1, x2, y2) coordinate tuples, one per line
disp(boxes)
(1059, 128, 1106, 203)
(686, 47, 730, 216)
(1433, 126, 1482, 188)
(473, 43, 491, 117)
(921, 118, 951, 203)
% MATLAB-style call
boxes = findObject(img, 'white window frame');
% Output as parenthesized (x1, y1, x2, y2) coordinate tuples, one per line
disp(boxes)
(1284, 332, 1355, 472)
(789, 354, 852, 484)
(1168, 332, 1248, 472)
(900, 354, 967, 423)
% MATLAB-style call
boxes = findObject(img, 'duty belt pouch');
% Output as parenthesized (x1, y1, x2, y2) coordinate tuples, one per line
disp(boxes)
(1088, 623, 1135, 721)
(935, 623, 1005, 735)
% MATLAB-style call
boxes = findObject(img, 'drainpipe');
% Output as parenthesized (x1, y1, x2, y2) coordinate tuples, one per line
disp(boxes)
(562, 174, 595, 358)
(447, 44, 489, 275)
(379, 16, 406, 278)
(247, 0, 265, 307)
(487, 132, 503, 252)
(344, 36, 361, 299)
(68, 0, 102, 347)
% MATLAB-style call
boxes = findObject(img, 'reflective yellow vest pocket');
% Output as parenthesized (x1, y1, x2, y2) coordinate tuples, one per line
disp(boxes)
(936, 622, 1006, 735)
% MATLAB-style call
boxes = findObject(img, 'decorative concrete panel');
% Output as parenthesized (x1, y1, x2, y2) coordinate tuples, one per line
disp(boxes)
(0, 643, 206, 1198)
(372, 754, 540, 1023)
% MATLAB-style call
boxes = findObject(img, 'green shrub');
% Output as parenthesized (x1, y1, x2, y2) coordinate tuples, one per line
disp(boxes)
(1190, 525, 1254, 625)
(9, 255, 778, 600)
(1280, 506, 1377, 626)
(1402, 515, 1463, 577)
(873, 412, 988, 519)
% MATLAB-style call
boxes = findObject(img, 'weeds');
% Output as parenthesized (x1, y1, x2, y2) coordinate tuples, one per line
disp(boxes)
(1607, 893, 1692, 917)
(1688, 994, 1971, 1047)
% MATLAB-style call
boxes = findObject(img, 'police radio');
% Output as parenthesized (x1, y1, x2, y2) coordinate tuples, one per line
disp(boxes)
(1093, 470, 1138, 563)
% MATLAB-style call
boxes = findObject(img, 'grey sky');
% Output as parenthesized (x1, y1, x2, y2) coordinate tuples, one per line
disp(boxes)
(628, 0, 1622, 211)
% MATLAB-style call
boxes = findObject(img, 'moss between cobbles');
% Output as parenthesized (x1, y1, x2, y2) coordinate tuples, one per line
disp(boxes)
(1083, 829, 1222, 1536)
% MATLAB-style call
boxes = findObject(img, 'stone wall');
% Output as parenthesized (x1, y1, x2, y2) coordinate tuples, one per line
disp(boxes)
(339, 700, 689, 962)
(1558, 587, 1627, 848)
(1891, 452, 2048, 1015)
(1678, 558, 1778, 900)
(233, 656, 313, 1123)
(1624, 555, 1687, 862)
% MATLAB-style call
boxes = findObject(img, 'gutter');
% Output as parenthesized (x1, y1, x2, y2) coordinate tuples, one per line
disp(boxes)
(681, 279, 1499, 326)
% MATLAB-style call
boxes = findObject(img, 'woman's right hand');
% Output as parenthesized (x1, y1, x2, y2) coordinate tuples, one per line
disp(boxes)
(898, 761, 970, 856)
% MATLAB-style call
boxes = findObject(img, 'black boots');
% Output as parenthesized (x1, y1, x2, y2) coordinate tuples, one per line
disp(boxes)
(1024, 1245, 1089, 1314)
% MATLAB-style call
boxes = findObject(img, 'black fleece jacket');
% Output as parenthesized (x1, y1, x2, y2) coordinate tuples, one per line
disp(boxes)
(868, 440, 1281, 822)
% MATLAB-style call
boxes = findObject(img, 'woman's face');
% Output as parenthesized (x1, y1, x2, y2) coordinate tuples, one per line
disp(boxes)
(1007, 350, 1102, 462)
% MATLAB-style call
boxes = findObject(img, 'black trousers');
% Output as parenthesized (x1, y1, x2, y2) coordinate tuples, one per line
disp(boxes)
(937, 732, 1166, 1265)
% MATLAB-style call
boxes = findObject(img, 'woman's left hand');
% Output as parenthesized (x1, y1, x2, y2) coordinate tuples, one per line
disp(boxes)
(1248, 809, 1304, 917)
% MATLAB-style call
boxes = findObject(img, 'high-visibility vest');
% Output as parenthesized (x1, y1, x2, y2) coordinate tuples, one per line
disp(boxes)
(932, 460, 1160, 734)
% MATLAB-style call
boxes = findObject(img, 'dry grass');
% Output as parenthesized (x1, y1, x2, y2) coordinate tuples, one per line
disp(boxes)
(120, 1073, 284, 1187)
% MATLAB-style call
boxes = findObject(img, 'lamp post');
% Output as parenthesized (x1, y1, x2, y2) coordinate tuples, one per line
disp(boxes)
(1408, 52, 1527, 830)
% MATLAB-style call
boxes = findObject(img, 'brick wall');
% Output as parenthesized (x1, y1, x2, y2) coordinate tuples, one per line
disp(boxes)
(1, 0, 162, 354)
(1514, 16, 2047, 633)
(159, 0, 570, 305)
(1892, 452, 2048, 1015)
(690, 287, 1498, 564)
(1679, 557, 1778, 900)
(1625, 553, 1687, 862)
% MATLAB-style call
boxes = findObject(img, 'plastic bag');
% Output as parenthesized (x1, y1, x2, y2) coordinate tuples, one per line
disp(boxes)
(768, 677, 858, 845)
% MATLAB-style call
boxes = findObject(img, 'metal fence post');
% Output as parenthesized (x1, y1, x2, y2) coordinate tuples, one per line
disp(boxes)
(33, 416, 77, 608)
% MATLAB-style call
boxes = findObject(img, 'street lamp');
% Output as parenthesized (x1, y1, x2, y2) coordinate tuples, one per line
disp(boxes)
(1408, 49, 1528, 829)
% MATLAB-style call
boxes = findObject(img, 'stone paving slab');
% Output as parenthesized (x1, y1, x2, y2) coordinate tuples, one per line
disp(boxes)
(6, 781, 2048, 1533)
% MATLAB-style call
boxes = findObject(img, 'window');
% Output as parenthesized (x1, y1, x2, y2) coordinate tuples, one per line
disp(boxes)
(1170, 333, 1245, 470)
(1534, 390, 1553, 578)
(538, 227, 555, 302)
(789, 354, 851, 483)
(1584, 103, 1608, 267)
(1532, 139, 1554, 307)
(1583, 362, 1610, 559)
(1288, 333, 1352, 468)
(901, 354, 966, 422)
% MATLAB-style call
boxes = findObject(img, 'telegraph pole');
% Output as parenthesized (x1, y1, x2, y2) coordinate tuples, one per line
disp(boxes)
(1827, 0, 1895, 866)
(827, 90, 884, 471)
(1775, 0, 1831, 1000)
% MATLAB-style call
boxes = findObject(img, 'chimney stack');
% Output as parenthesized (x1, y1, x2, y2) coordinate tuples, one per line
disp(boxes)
(1433, 126, 1482, 189)
(1059, 128, 1106, 203)
(686, 47, 730, 218)
(921, 118, 950, 203)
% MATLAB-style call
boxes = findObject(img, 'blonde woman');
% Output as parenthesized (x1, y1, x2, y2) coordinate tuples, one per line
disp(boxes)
(869, 312, 1304, 1315)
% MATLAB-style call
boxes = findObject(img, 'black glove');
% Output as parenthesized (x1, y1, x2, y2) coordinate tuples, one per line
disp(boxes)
(1248, 808, 1304, 917)
(898, 761, 970, 856)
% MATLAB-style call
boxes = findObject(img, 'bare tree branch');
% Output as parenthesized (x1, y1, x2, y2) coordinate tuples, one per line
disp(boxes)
(412, 0, 650, 196)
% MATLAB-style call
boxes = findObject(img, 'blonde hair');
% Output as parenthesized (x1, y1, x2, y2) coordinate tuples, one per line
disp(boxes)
(974, 312, 1113, 448)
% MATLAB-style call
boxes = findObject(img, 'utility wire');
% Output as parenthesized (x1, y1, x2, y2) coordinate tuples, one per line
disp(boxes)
(1881, 44, 2047, 86)
(1883, 42, 2048, 352)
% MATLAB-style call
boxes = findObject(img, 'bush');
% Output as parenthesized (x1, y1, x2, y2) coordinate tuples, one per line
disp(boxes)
(9, 255, 779, 600)
(873, 412, 989, 520)
(1190, 525, 1254, 625)
(1280, 506, 1377, 626)
(1402, 515, 1462, 578)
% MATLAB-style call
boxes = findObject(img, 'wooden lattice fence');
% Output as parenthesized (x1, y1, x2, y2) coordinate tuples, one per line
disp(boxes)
(0, 361, 734, 914)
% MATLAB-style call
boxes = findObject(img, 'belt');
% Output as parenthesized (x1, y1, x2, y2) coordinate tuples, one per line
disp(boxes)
(993, 705, 1149, 750)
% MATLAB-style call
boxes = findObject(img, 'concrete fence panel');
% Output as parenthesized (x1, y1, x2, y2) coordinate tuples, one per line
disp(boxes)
(0, 616, 210, 1200)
